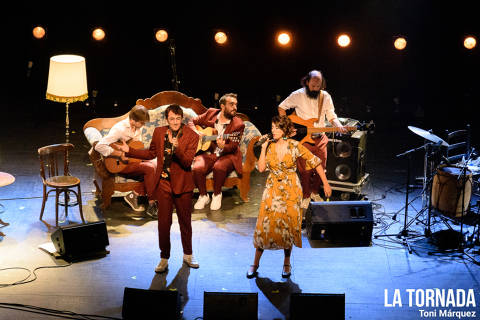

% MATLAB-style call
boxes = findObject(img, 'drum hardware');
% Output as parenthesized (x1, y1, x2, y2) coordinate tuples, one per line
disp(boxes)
(374, 141, 441, 253)
(428, 150, 476, 253)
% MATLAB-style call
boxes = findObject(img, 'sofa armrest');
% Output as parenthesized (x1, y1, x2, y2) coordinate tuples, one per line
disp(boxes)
(84, 127, 103, 146)
(240, 121, 262, 173)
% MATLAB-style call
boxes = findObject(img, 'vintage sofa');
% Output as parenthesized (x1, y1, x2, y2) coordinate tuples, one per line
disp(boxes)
(83, 91, 262, 210)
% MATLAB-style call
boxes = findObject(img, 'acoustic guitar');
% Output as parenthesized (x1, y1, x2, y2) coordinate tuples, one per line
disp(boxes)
(104, 140, 144, 173)
(196, 126, 241, 152)
(288, 114, 358, 144)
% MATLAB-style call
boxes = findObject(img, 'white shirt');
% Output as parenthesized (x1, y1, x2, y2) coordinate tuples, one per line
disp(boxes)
(95, 118, 142, 156)
(214, 114, 231, 156)
(279, 88, 338, 128)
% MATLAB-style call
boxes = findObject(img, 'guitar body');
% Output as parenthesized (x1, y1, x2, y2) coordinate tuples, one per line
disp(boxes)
(288, 114, 358, 144)
(195, 125, 241, 153)
(196, 126, 217, 152)
(104, 140, 144, 173)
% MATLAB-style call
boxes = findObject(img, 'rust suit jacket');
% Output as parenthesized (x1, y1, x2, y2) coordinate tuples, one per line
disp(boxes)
(127, 125, 199, 195)
(190, 108, 245, 176)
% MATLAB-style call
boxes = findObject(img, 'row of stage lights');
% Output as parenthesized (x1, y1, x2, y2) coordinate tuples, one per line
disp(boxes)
(32, 26, 478, 50)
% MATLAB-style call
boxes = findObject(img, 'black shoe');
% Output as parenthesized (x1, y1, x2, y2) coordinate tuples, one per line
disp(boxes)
(144, 202, 158, 219)
(246, 265, 259, 279)
(282, 264, 291, 278)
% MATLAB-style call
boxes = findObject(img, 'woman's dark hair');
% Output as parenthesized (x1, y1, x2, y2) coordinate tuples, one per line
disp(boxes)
(272, 115, 295, 138)
(164, 104, 184, 118)
(300, 70, 326, 90)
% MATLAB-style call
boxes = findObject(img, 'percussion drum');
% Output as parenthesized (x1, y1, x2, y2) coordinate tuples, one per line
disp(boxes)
(431, 166, 472, 218)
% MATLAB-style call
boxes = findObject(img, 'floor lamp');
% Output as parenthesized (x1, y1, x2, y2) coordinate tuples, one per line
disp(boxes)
(46, 55, 88, 144)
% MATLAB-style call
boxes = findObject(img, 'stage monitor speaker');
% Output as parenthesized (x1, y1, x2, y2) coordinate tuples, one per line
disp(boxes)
(326, 130, 366, 183)
(306, 201, 373, 245)
(203, 292, 258, 320)
(290, 293, 345, 320)
(122, 287, 181, 320)
(51, 220, 109, 262)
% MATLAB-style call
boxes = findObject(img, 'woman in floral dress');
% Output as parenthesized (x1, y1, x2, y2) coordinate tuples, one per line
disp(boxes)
(247, 115, 332, 278)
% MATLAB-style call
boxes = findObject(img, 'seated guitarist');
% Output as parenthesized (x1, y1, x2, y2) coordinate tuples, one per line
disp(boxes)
(278, 70, 346, 209)
(95, 105, 157, 217)
(189, 93, 245, 211)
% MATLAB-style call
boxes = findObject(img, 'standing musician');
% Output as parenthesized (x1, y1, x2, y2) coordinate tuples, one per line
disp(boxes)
(189, 93, 245, 211)
(95, 105, 157, 216)
(278, 70, 346, 208)
(118, 104, 200, 272)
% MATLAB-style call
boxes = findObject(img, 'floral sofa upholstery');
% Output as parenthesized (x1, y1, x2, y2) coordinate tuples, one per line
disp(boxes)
(83, 91, 261, 210)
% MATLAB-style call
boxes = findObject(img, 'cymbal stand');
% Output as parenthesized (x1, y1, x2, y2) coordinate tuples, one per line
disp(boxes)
(375, 144, 429, 253)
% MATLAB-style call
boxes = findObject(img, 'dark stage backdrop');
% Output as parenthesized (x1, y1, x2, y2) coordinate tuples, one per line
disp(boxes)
(4, 2, 480, 141)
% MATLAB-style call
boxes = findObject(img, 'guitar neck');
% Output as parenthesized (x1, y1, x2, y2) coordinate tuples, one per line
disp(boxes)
(203, 133, 235, 142)
(307, 126, 357, 134)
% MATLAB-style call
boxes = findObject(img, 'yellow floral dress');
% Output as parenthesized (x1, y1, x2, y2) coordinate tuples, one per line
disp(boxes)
(253, 139, 322, 249)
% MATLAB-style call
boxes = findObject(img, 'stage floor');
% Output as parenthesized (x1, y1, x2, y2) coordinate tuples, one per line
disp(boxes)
(0, 110, 479, 320)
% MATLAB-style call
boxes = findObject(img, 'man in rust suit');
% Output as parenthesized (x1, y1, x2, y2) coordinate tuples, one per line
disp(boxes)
(190, 93, 245, 211)
(120, 104, 200, 273)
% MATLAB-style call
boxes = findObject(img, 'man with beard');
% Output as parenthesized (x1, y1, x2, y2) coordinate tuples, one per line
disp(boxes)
(190, 93, 245, 211)
(278, 70, 346, 209)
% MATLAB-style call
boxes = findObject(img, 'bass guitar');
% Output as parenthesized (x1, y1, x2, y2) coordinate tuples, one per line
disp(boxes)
(288, 114, 358, 144)
(196, 126, 241, 152)
(104, 140, 144, 173)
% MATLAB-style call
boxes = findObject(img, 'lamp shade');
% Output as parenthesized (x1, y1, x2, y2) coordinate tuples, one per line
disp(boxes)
(46, 55, 88, 103)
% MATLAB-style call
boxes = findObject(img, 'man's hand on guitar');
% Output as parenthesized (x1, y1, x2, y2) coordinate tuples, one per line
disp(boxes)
(120, 152, 129, 163)
(216, 137, 226, 149)
(117, 140, 130, 153)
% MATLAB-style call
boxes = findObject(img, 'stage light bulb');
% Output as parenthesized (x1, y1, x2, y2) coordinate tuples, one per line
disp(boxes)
(277, 32, 291, 46)
(464, 36, 476, 50)
(33, 26, 45, 39)
(155, 29, 168, 42)
(215, 32, 227, 44)
(337, 34, 351, 47)
(92, 28, 106, 41)
(394, 37, 407, 50)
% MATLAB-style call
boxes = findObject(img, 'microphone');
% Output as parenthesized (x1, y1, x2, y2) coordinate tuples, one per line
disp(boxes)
(254, 133, 273, 147)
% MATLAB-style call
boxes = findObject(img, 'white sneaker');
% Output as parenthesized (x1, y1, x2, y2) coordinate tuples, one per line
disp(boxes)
(194, 194, 210, 210)
(210, 193, 222, 210)
(310, 193, 324, 202)
(300, 197, 310, 209)
(183, 254, 200, 268)
(154, 258, 168, 273)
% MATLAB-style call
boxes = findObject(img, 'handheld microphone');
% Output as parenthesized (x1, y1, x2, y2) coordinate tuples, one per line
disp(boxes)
(254, 133, 273, 147)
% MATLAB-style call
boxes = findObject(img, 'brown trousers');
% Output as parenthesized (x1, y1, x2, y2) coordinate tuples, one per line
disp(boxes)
(156, 179, 193, 259)
(296, 134, 328, 199)
(192, 153, 235, 195)
(120, 160, 157, 199)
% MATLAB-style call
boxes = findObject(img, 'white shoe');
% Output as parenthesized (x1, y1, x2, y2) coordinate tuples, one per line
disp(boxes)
(154, 258, 168, 273)
(300, 197, 310, 209)
(210, 193, 222, 210)
(183, 254, 199, 268)
(194, 194, 210, 210)
(310, 193, 324, 202)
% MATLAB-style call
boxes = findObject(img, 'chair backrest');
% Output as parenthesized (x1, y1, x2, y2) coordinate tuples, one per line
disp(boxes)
(38, 143, 74, 181)
(445, 124, 471, 163)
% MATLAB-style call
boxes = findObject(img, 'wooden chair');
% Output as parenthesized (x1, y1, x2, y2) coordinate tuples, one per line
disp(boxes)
(38, 143, 85, 227)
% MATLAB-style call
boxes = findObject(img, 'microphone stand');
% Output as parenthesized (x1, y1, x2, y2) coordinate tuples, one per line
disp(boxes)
(168, 39, 180, 91)
(375, 143, 431, 253)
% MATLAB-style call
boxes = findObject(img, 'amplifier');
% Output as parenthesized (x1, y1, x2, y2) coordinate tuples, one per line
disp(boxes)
(306, 201, 373, 245)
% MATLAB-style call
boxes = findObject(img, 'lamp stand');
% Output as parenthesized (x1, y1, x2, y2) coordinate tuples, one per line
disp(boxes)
(65, 102, 70, 143)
